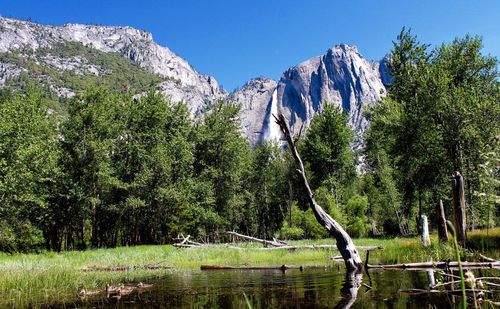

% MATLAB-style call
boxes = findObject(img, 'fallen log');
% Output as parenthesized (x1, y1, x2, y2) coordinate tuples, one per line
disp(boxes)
(257, 245, 382, 251)
(226, 231, 283, 247)
(367, 261, 500, 270)
(200, 264, 334, 271)
(201, 264, 298, 271)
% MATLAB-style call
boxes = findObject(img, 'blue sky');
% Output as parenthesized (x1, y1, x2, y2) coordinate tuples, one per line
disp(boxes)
(1, 0, 498, 91)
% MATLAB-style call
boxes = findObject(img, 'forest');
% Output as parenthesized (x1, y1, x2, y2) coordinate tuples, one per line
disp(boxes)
(0, 30, 498, 253)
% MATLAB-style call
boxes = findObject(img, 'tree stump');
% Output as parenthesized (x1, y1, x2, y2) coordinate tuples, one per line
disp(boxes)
(451, 171, 466, 245)
(421, 215, 431, 246)
(435, 199, 448, 242)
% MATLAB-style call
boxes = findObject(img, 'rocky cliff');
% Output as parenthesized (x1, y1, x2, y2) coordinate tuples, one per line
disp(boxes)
(0, 17, 389, 146)
(235, 45, 389, 146)
(228, 77, 277, 146)
(0, 17, 226, 115)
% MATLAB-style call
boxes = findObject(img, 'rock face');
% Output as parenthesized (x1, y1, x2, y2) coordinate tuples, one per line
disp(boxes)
(271, 44, 387, 145)
(0, 17, 226, 115)
(0, 18, 389, 146)
(228, 77, 277, 146)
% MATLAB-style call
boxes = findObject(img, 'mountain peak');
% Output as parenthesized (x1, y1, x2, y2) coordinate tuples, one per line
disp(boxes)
(327, 44, 360, 58)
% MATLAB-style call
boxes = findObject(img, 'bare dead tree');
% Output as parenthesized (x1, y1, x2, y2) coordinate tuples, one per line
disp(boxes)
(273, 113, 363, 272)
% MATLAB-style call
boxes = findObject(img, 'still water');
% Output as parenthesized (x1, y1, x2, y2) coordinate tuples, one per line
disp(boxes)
(69, 267, 497, 308)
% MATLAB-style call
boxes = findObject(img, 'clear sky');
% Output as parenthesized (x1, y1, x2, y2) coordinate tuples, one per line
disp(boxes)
(1, 0, 498, 91)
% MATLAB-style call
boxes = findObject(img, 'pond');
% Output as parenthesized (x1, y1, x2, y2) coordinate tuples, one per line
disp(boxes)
(69, 267, 498, 308)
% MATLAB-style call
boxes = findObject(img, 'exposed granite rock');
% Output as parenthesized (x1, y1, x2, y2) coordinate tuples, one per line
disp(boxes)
(40, 55, 107, 76)
(228, 77, 277, 146)
(238, 45, 389, 150)
(274, 44, 387, 146)
(0, 17, 226, 111)
(0, 18, 390, 149)
(0, 62, 24, 86)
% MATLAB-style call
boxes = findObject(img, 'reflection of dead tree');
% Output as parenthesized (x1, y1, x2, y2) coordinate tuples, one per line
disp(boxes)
(274, 113, 363, 272)
(334, 271, 363, 309)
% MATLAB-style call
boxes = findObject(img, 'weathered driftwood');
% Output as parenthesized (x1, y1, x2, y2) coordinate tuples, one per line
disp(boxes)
(226, 231, 283, 247)
(367, 261, 500, 270)
(435, 199, 448, 242)
(420, 215, 431, 246)
(452, 171, 467, 245)
(274, 113, 363, 272)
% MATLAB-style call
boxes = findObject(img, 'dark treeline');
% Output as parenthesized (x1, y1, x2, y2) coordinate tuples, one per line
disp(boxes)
(0, 31, 498, 252)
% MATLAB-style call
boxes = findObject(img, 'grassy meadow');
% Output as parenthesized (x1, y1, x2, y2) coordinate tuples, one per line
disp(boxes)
(0, 229, 498, 307)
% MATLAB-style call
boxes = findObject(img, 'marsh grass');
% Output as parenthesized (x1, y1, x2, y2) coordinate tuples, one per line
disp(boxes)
(467, 228, 500, 258)
(0, 230, 497, 307)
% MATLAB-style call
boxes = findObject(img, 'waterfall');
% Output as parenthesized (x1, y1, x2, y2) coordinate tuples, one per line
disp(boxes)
(262, 89, 282, 142)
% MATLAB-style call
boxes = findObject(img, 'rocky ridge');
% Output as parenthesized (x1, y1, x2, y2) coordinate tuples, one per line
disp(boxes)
(0, 17, 389, 146)
(0, 17, 226, 115)
(232, 44, 389, 146)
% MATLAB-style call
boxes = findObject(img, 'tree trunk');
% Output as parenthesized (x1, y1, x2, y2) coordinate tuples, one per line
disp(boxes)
(66, 223, 73, 251)
(435, 199, 448, 242)
(451, 171, 466, 245)
(79, 219, 87, 250)
(274, 113, 363, 272)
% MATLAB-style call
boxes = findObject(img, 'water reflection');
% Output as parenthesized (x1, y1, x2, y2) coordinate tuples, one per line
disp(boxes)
(72, 268, 497, 308)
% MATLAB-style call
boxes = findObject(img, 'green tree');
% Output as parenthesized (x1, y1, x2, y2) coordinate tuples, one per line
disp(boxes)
(365, 29, 499, 233)
(193, 100, 252, 237)
(61, 88, 127, 248)
(301, 104, 356, 202)
(0, 86, 61, 251)
(250, 141, 288, 239)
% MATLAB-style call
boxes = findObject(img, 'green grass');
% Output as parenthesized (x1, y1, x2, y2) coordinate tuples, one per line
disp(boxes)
(0, 230, 498, 308)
